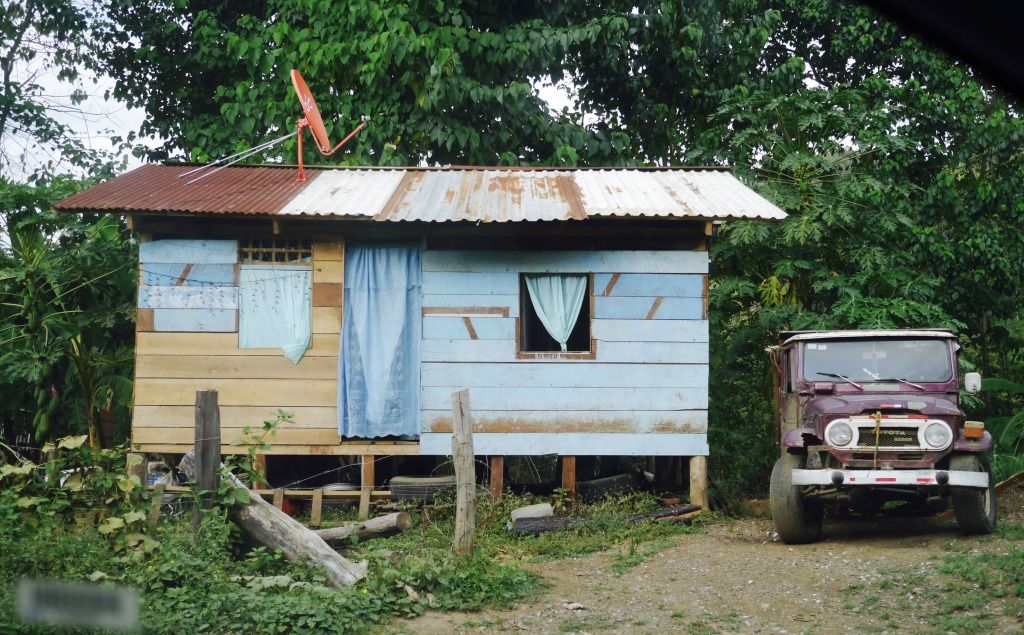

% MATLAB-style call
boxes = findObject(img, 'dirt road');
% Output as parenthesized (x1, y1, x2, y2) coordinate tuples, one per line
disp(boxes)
(396, 484, 1024, 635)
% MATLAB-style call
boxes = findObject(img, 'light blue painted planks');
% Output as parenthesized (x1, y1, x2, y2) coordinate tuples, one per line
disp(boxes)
(597, 341, 708, 364)
(141, 263, 237, 287)
(140, 239, 238, 264)
(423, 250, 708, 274)
(593, 319, 708, 343)
(420, 339, 708, 364)
(421, 271, 518, 296)
(421, 410, 708, 434)
(419, 432, 709, 456)
(421, 339, 516, 362)
(421, 361, 707, 389)
(139, 286, 239, 310)
(422, 294, 519, 317)
(152, 309, 236, 333)
(421, 385, 707, 411)
(422, 316, 516, 340)
(594, 273, 703, 297)
(595, 296, 702, 320)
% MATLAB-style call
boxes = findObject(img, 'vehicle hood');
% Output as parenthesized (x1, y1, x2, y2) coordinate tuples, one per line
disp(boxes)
(803, 393, 961, 419)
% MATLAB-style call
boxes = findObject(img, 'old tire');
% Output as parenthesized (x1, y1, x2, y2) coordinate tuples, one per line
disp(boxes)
(770, 453, 823, 544)
(576, 472, 639, 503)
(389, 475, 457, 502)
(950, 454, 997, 535)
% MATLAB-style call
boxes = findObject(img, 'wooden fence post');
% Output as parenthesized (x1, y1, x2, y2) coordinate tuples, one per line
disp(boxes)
(193, 390, 221, 531)
(359, 455, 375, 521)
(451, 388, 476, 554)
(689, 455, 709, 511)
(489, 456, 504, 500)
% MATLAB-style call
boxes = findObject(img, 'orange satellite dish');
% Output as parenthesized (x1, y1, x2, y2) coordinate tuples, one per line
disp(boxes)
(290, 69, 366, 181)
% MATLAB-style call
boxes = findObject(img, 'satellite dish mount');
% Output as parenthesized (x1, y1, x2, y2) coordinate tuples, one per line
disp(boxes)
(291, 69, 366, 182)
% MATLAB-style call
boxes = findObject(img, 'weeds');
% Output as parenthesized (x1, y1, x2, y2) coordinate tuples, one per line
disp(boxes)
(843, 523, 1024, 634)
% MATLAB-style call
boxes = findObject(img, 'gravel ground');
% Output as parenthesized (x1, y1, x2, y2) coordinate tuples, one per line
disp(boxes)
(394, 479, 1024, 635)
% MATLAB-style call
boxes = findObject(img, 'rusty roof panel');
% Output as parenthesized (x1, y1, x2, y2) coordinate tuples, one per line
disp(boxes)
(53, 163, 313, 215)
(279, 169, 407, 216)
(378, 170, 584, 222)
(54, 164, 786, 222)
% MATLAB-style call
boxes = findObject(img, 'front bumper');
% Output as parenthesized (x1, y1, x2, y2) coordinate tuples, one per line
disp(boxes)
(792, 468, 989, 488)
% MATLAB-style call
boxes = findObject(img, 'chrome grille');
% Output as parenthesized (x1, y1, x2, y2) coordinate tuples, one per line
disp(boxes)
(854, 427, 919, 449)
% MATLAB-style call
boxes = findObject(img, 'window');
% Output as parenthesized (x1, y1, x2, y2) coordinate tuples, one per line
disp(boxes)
(519, 273, 592, 355)
(238, 238, 312, 363)
(239, 237, 311, 264)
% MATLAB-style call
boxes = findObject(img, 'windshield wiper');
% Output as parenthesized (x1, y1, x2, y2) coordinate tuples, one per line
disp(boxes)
(816, 372, 863, 390)
(871, 377, 926, 391)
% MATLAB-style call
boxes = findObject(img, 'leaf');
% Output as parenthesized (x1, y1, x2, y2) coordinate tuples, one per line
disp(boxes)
(88, 571, 108, 582)
(62, 471, 85, 491)
(98, 516, 125, 534)
(16, 496, 44, 508)
(58, 435, 87, 449)
(234, 488, 252, 505)
(117, 477, 137, 492)
(1, 463, 36, 477)
(121, 511, 145, 524)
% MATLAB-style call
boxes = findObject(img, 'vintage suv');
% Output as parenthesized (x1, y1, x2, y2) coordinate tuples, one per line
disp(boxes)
(769, 329, 995, 543)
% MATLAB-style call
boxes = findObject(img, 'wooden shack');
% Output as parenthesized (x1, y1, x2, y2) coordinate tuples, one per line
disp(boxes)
(56, 165, 785, 503)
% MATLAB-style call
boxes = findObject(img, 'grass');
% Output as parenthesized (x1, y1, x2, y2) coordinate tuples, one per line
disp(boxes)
(0, 485, 702, 634)
(842, 521, 1024, 634)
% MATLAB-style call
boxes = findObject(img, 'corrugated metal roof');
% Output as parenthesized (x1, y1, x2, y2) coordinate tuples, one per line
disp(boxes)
(55, 164, 786, 222)
(377, 170, 587, 222)
(279, 169, 407, 216)
(56, 163, 313, 215)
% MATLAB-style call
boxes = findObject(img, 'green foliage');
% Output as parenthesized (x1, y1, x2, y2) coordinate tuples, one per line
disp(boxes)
(0, 181, 136, 445)
(845, 532, 1024, 633)
(0, 436, 153, 539)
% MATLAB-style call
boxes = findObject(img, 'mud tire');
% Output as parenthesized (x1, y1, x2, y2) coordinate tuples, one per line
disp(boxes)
(389, 475, 457, 502)
(950, 454, 997, 535)
(770, 453, 823, 544)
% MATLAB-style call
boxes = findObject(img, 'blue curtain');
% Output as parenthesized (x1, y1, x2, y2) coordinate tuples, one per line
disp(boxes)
(339, 245, 421, 438)
(238, 265, 311, 363)
(525, 274, 587, 351)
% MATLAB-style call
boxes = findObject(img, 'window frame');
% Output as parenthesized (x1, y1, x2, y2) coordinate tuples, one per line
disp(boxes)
(237, 237, 313, 350)
(516, 272, 596, 360)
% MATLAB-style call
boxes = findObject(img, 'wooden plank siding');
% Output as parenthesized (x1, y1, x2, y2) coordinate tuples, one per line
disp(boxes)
(418, 249, 710, 455)
(131, 238, 347, 454)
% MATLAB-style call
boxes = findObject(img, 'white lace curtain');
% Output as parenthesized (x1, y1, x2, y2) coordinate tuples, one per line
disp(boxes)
(238, 265, 311, 363)
(338, 245, 421, 438)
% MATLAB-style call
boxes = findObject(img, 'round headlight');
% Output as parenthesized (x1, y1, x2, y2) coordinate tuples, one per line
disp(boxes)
(924, 422, 952, 449)
(827, 422, 854, 447)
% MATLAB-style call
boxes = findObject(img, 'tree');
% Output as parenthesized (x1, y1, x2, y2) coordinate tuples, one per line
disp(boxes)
(0, 183, 135, 447)
(0, 0, 126, 179)
(94, 0, 808, 167)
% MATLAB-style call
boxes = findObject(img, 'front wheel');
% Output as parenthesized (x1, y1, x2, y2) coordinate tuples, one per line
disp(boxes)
(949, 454, 997, 535)
(770, 453, 824, 544)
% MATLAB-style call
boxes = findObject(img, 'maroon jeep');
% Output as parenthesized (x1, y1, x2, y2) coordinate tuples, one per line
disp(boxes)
(769, 329, 995, 543)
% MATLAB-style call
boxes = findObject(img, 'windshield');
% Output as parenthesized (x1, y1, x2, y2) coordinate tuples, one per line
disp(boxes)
(802, 338, 953, 383)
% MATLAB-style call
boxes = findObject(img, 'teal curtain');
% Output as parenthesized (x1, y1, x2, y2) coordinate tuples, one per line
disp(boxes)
(238, 265, 312, 363)
(525, 274, 587, 351)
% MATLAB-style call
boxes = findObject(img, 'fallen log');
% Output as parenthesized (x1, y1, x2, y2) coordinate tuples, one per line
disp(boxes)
(511, 504, 701, 536)
(224, 471, 368, 588)
(314, 512, 413, 546)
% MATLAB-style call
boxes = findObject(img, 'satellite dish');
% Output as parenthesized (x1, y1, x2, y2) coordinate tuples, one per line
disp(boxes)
(290, 69, 366, 181)
(178, 70, 366, 185)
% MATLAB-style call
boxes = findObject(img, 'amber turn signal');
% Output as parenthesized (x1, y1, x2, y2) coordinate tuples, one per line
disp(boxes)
(963, 420, 985, 439)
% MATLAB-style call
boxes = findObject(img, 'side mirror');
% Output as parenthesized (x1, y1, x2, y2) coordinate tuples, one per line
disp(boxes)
(964, 372, 982, 394)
